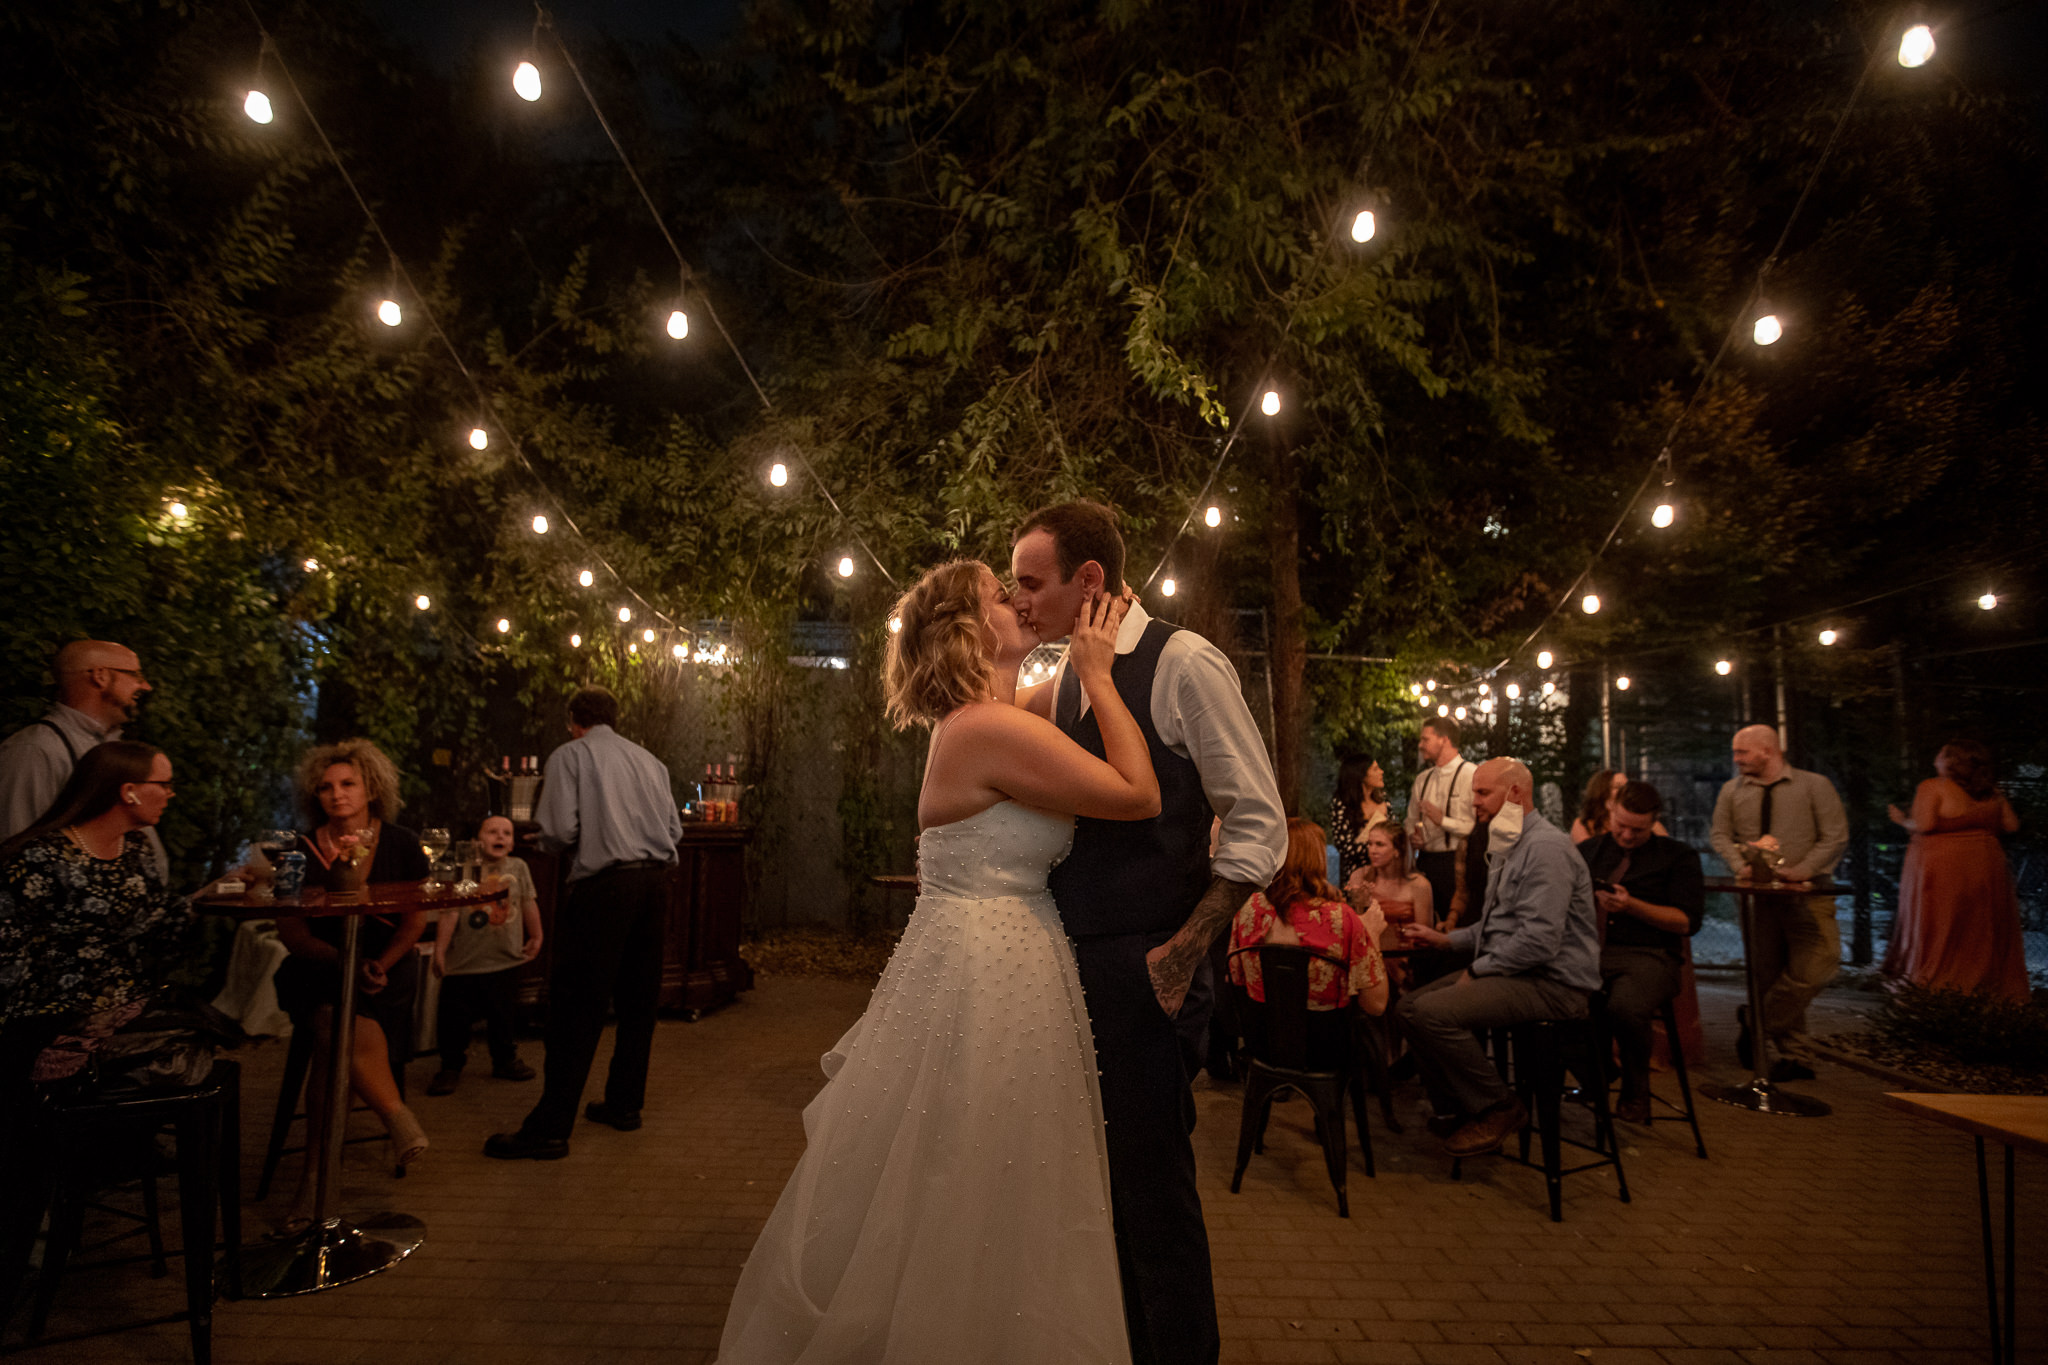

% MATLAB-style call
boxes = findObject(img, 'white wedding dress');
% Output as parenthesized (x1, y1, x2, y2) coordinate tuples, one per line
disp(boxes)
(717, 800, 1130, 1364)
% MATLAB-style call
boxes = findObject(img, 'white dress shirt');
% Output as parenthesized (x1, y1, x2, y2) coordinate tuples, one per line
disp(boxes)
(1046, 601, 1286, 888)
(1406, 753, 1475, 853)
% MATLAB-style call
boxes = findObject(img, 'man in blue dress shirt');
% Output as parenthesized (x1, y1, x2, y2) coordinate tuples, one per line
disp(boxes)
(487, 686, 682, 1160)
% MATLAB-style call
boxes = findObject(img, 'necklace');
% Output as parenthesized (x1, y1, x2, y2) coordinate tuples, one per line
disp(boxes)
(63, 825, 118, 860)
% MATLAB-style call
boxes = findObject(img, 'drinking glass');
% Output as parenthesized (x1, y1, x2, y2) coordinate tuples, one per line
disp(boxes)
(420, 827, 452, 889)
(454, 840, 482, 894)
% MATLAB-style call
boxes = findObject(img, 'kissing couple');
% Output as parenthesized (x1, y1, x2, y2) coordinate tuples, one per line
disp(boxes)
(718, 500, 1287, 1364)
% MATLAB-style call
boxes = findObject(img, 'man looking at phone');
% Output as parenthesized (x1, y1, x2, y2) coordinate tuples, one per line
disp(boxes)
(1577, 781, 1704, 1124)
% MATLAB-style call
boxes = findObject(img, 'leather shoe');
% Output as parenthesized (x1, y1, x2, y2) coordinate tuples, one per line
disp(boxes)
(1735, 1005, 1754, 1071)
(426, 1070, 461, 1097)
(584, 1102, 643, 1132)
(1615, 1093, 1652, 1126)
(1769, 1057, 1816, 1083)
(483, 1131, 569, 1161)
(1445, 1098, 1527, 1156)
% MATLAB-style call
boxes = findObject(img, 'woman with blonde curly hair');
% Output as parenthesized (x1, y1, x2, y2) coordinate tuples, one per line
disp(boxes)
(721, 559, 1159, 1363)
(271, 738, 433, 1227)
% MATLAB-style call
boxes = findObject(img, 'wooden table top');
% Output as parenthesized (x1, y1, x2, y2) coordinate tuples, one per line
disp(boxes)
(196, 880, 507, 920)
(1882, 1092, 2048, 1158)
(1701, 876, 1840, 896)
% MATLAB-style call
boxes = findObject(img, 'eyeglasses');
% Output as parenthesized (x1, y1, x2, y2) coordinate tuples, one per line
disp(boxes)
(136, 780, 176, 795)
(107, 668, 150, 683)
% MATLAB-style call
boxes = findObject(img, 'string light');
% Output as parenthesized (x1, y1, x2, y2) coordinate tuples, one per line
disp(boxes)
(1818, 628, 1838, 646)
(302, 558, 320, 572)
(1616, 675, 1632, 691)
(1260, 390, 1281, 417)
(244, 90, 273, 124)
(1437, 704, 1449, 717)
(673, 642, 687, 659)
(1204, 506, 1222, 529)
(1453, 706, 1467, 720)
(570, 633, 582, 648)
(618, 606, 632, 623)
(1505, 682, 1521, 700)
(1409, 683, 1422, 696)
(1898, 24, 1935, 68)
(1349, 209, 1376, 243)
(167, 502, 189, 520)
(1425, 679, 1436, 692)
(769, 462, 788, 487)
(1752, 312, 1782, 346)
(1161, 578, 1177, 597)
(496, 618, 511, 634)
(666, 309, 689, 340)
(887, 617, 902, 634)
(642, 628, 656, 643)
(1978, 592, 1998, 611)
(469, 427, 488, 450)
(837, 556, 855, 578)
(531, 514, 549, 535)
(1479, 698, 1494, 714)
(1651, 502, 1676, 528)
(1581, 593, 1601, 614)
(513, 61, 542, 101)
(1536, 650, 1553, 669)
(628, 642, 637, 655)
(1477, 683, 1490, 696)
(1715, 659, 1733, 675)
(414, 594, 431, 611)
(376, 298, 402, 327)
(578, 569, 595, 588)
(1541, 681, 1556, 696)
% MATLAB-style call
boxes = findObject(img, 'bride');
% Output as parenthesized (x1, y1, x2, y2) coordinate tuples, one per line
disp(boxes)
(717, 560, 1158, 1364)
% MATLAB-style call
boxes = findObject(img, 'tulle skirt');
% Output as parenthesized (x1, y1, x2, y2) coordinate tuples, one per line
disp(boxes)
(716, 889, 1130, 1364)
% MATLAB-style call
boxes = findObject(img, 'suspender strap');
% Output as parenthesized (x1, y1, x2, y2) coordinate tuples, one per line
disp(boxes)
(36, 718, 81, 763)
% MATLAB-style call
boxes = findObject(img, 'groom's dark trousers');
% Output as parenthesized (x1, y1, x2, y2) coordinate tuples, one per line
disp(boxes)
(1051, 620, 1222, 1365)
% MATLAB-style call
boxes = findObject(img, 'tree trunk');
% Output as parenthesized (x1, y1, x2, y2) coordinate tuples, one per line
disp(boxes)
(1266, 431, 1307, 816)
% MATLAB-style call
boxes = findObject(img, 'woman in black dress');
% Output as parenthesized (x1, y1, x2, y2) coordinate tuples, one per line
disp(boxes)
(1329, 754, 1391, 884)
(272, 738, 431, 1223)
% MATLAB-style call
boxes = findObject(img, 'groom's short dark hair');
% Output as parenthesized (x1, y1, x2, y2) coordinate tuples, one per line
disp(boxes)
(1013, 500, 1126, 591)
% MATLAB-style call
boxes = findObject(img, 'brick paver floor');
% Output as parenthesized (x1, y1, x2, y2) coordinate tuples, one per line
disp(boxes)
(13, 974, 2045, 1363)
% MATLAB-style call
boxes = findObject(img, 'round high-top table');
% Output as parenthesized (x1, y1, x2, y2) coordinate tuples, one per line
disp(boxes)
(197, 880, 506, 1297)
(1699, 875, 1834, 1118)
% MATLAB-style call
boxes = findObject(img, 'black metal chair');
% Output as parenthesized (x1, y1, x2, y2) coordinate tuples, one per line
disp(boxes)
(12, 1060, 242, 1364)
(1451, 1016, 1630, 1221)
(1227, 944, 1376, 1217)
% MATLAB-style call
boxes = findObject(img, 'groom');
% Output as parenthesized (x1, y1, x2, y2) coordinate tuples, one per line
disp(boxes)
(1010, 500, 1286, 1365)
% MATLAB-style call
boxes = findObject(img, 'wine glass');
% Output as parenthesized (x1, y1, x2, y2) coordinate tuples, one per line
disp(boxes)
(454, 840, 482, 894)
(419, 827, 452, 890)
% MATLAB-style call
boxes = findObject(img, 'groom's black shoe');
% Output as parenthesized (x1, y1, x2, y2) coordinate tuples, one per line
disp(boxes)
(483, 1130, 569, 1161)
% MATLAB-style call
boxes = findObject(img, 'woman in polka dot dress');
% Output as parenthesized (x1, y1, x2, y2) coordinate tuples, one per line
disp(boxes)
(718, 563, 1157, 1364)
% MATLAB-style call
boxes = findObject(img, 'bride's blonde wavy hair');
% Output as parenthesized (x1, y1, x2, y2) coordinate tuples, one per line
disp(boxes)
(883, 560, 997, 729)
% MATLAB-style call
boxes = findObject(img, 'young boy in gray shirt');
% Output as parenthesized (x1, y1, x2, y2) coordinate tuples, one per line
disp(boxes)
(428, 815, 544, 1094)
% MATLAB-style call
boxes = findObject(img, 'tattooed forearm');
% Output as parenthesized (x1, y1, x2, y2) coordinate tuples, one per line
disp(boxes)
(1146, 876, 1260, 1017)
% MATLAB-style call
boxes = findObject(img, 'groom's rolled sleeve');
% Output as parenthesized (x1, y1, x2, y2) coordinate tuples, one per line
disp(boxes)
(1159, 636, 1286, 888)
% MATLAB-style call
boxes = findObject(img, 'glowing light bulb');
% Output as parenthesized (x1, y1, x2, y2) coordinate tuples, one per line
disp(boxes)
(1541, 680, 1556, 696)
(469, 427, 488, 450)
(1479, 698, 1494, 714)
(673, 643, 687, 659)
(1204, 506, 1222, 529)
(167, 502, 189, 520)
(1454, 706, 1467, 720)
(769, 462, 788, 487)
(1536, 650, 1554, 669)
(1978, 593, 1997, 611)
(578, 570, 594, 588)
(302, 558, 320, 572)
(1581, 593, 1601, 614)
(1753, 313, 1782, 346)
(666, 310, 689, 340)
(628, 642, 637, 655)
(1425, 679, 1437, 692)
(1818, 628, 1838, 646)
(1505, 683, 1521, 700)
(1478, 683, 1490, 696)
(618, 606, 632, 623)
(1652, 502, 1675, 528)
(1898, 24, 1935, 68)
(531, 514, 549, 535)
(1350, 209, 1376, 243)
(838, 556, 855, 578)
(377, 299, 401, 327)
(244, 90, 273, 124)
(887, 617, 903, 634)
(1409, 683, 1422, 696)
(642, 628, 655, 644)
(414, 594, 431, 611)
(1715, 659, 1733, 676)
(513, 61, 542, 101)
(1161, 578, 1177, 597)
(496, 618, 511, 634)
(1437, 704, 1449, 717)
(1616, 675, 1631, 691)
(1260, 390, 1280, 417)
(570, 633, 582, 648)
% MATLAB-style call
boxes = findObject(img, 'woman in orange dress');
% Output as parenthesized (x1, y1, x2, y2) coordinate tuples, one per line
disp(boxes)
(1883, 741, 2030, 1003)
(1343, 823, 1433, 987)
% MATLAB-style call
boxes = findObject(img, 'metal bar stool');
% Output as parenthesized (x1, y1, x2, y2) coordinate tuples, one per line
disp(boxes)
(1643, 996, 1707, 1158)
(1452, 1018, 1630, 1221)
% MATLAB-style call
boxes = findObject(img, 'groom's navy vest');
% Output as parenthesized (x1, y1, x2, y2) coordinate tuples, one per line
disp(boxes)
(1046, 618, 1213, 939)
